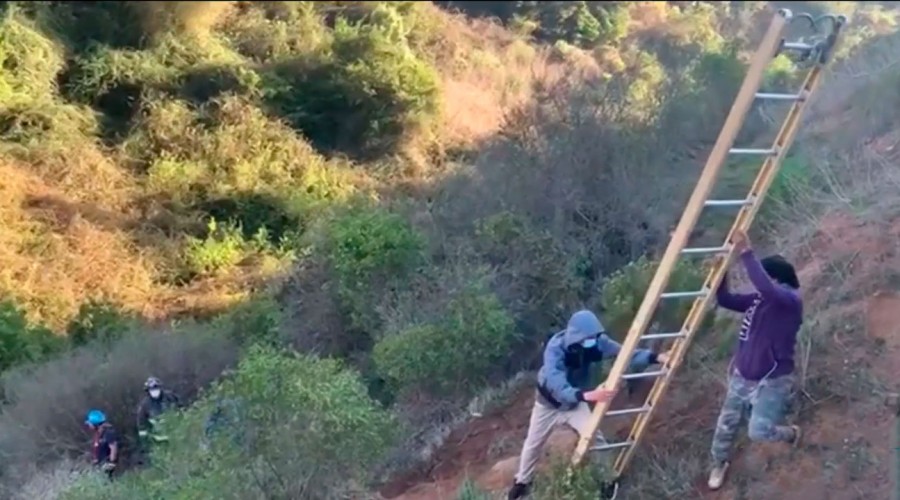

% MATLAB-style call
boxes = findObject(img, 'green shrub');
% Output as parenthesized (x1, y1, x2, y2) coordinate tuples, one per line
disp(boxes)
(222, 2, 332, 62)
(373, 282, 517, 397)
(512, 1, 629, 48)
(0, 8, 66, 104)
(600, 256, 706, 337)
(63, 345, 396, 499)
(263, 12, 441, 159)
(0, 299, 65, 371)
(210, 294, 282, 346)
(533, 458, 610, 500)
(132, 94, 347, 235)
(0, 99, 99, 154)
(181, 217, 248, 277)
(475, 212, 582, 333)
(325, 206, 425, 334)
(66, 299, 135, 348)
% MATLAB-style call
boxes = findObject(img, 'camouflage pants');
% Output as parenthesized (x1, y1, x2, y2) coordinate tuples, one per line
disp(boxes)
(710, 370, 796, 466)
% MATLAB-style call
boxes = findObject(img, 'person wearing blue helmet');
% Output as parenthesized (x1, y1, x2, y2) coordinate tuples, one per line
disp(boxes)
(85, 409, 118, 478)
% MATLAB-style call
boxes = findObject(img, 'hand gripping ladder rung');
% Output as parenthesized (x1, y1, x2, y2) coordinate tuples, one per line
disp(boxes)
(570, 8, 846, 479)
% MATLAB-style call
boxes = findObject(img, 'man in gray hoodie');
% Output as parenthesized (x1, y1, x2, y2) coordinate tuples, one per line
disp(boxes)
(507, 309, 668, 500)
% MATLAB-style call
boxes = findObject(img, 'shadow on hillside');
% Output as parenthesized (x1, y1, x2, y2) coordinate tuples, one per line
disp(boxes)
(23, 194, 132, 232)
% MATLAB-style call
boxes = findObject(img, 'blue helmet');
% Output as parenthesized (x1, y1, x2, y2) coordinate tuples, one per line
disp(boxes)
(85, 409, 106, 426)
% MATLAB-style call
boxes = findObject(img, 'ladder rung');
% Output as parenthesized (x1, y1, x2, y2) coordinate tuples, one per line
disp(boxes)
(660, 289, 708, 299)
(590, 440, 634, 452)
(755, 92, 805, 101)
(681, 245, 728, 255)
(728, 147, 777, 155)
(782, 41, 815, 51)
(606, 405, 651, 417)
(704, 198, 754, 207)
(640, 331, 685, 341)
(622, 369, 668, 380)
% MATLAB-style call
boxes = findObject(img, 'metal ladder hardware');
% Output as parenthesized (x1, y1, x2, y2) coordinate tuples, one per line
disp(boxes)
(755, 92, 806, 101)
(704, 197, 755, 207)
(569, 8, 847, 478)
(728, 147, 778, 155)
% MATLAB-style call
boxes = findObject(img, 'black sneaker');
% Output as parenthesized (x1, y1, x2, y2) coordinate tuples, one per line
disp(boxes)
(507, 481, 531, 500)
(600, 480, 619, 500)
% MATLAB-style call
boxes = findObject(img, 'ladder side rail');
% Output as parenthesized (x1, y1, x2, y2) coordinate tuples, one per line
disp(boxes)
(611, 61, 832, 476)
(570, 11, 791, 466)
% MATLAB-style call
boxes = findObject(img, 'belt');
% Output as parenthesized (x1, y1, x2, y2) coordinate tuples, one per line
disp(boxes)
(535, 382, 562, 409)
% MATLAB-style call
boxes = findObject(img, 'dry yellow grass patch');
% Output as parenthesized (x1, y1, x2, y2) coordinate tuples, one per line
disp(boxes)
(0, 160, 157, 329)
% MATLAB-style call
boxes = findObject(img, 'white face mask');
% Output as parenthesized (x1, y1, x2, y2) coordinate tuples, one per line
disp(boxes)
(149, 389, 162, 399)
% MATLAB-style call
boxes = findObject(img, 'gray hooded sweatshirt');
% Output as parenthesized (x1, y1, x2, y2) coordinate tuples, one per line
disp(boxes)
(535, 310, 658, 411)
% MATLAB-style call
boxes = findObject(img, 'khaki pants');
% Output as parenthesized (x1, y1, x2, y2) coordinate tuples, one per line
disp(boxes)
(513, 399, 607, 484)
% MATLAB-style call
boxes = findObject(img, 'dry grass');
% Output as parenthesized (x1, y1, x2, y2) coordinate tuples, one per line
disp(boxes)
(134, 1, 236, 41)
(0, 161, 155, 329)
(417, 5, 597, 153)
(0, 157, 290, 330)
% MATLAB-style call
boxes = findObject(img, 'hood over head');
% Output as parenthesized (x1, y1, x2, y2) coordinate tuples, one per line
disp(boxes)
(563, 310, 604, 348)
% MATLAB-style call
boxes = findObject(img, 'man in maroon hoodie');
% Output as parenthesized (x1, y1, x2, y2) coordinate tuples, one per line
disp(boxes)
(707, 229, 803, 490)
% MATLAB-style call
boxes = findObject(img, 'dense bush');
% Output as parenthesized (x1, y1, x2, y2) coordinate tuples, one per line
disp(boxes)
(533, 458, 611, 500)
(324, 206, 426, 335)
(66, 299, 136, 348)
(474, 211, 583, 333)
(0, 8, 66, 103)
(373, 280, 517, 397)
(264, 11, 441, 159)
(62, 345, 396, 500)
(0, 300, 66, 371)
(599, 256, 706, 337)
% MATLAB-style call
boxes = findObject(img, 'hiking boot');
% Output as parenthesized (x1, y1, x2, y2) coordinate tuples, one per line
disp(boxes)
(507, 481, 531, 500)
(707, 461, 730, 490)
(790, 425, 802, 447)
(600, 480, 619, 500)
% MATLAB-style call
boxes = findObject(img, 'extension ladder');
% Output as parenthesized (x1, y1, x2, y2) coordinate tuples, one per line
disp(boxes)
(570, 8, 848, 478)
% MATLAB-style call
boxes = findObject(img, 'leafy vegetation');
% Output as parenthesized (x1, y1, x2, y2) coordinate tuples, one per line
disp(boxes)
(0, 1, 898, 499)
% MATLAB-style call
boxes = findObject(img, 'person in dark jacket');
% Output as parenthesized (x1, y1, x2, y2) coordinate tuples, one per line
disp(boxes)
(707, 229, 803, 491)
(85, 409, 118, 479)
(507, 310, 669, 500)
(136, 376, 182, 451)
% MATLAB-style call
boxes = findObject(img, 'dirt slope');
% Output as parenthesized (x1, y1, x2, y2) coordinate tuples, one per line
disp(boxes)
(381, 203, 900, 499)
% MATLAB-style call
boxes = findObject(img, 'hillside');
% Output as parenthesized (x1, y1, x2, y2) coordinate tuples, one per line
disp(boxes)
(0, 1, 899, 499)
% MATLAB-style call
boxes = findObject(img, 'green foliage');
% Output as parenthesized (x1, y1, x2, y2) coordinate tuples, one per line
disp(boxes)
(264, 11, 441, 159)
(210, 295, 283, 346)
(475, 212, 582, 331)
(600, 256, 706, 336)
(512, 1, 630, 48)
(624, 50, 667, 121)
(0, 299, 65, 371)
(533, 458, 611, 500)
(373, 281, 517, 397)
(223, 2, 332, 62)
(0, 8, 66, 104)
(182, 218, 248, 276)
(63, 345, 397, 499)
(325, 206, 425, 333)
(66, 299, 135, 348)
(456, 477, 492, 500)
